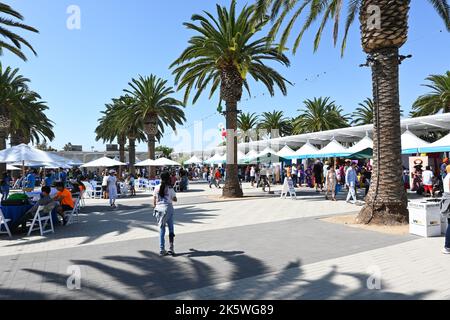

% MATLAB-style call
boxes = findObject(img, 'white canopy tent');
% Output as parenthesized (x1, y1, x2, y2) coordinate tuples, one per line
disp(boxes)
(401, 130, 430, 154)
(81, 157, 126, 168)
(419, 132, 450, 153)
(313, 140, 350, 158)
(240, 150, 259, 163)
(204, 153, 226, 165)
(189, 113, 450, 157)
(276, 145, 296, 158)
(184, 155, 203, 165)
(348, 136, 374, 153)
(6, 164, 20, 171)
(285, 142, 320, 160)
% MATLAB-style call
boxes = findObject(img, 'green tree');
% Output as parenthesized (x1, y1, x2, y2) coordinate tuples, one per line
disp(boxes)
(96, 96, 146, 175)
(258, 110, 292, 137)
(96, 101, 128, 164)
(351, 98, 374, 126)
(0, 2, 38, 61)
(124, 75, 185, 178)
(36, 142, 57, 152)
(411, 71, 450, 117)
(171, 0, 291, 197)
(293, 97, 349, 134)
(238, 112, 259, 142)
(253, 0, 450, 224)
(9, 90, 55, 146)
(156, 145, 174, 158)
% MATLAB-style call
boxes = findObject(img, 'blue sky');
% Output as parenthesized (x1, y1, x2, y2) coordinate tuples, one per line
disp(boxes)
(2, 0, 450, 152)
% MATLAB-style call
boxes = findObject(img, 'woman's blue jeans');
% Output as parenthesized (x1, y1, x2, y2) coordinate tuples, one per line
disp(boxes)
(160, 205, 175, 251)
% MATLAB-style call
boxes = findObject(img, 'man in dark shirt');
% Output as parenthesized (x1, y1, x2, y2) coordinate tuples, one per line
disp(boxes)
(313, 160, 324, 192)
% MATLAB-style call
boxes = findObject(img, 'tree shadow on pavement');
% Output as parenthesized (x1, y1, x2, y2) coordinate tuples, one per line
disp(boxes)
(3, 204, 218, 247)
(3, 249, 433, 300)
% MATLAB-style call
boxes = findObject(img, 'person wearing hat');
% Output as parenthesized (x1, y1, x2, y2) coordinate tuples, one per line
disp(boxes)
(107, 169, 118, 209)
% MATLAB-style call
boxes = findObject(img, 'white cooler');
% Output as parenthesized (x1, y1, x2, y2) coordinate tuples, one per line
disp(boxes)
(408, 200, 442, 238)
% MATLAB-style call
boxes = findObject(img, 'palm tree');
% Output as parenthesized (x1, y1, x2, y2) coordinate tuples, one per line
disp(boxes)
(0, 64, 30, 172)
(0, 2, 38, 61)
(9, 90, 54, 146)
(351, 98, 374, 126)
(293, 97, 349, 134)
(96, 96, 146, 175)
(411, 71, 450, 117)
(238, 112, 259, 142)
(258, 110, 292, 138)
(124, 75, 185, 178)
(171, 0, 291, 197)
(254, 0, 450, 224)
(96, 101, 127, 165)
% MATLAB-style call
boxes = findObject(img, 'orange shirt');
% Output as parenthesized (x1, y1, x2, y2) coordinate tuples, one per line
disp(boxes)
(57, 189, 74, 208)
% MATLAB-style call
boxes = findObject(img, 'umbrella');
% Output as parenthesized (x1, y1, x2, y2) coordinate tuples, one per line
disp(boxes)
(67, 158, 84, 166)
(0, 144, 71, 164)
(6, 164, 20, 171)
(135, 159, 156, 167)
(81, 157, 126, 168)
(153, 157, 181, 166)
(184, 155, 203, 165)
(136, 158, 181, 167)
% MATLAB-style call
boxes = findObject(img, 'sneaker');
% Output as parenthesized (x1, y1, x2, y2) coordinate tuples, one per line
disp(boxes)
(442, 247, 450, 254)
(160, 250, 167, 257)
(168, 249, 176, 256)
(62, 216, 69, 226)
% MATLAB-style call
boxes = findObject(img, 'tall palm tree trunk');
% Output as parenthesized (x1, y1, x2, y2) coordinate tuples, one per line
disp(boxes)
(358, 47, 408, 224)
(0, 130, 7, 174)
(147, 136, 156, 179)
(118, 136, 126, 177)
(128, 138, 136, 176)
(9, 131, 22, 147)
(222, 100, 243, 198)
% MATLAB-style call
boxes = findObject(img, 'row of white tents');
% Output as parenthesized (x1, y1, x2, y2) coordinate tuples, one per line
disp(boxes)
(0, 144, 183, 172)
(188, 130, 450, 165)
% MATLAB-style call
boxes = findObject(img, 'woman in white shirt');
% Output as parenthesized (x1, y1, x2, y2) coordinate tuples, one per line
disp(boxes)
(153, 172, 178, 256)
(107, 170, 118, 208)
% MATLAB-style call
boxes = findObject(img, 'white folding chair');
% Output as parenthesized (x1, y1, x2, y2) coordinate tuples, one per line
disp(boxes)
(0, 208, 12, 238)
(146, 180, 156, 192)
(79, 190, 86, 207)
(28, 205, 55, 236)
(91, 181, 103, 199)
(83, 182, 101, 199)
(65, 198, 81, 225)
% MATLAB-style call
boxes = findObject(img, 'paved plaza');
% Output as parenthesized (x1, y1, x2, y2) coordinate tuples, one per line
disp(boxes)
(0, 183, 449, 300)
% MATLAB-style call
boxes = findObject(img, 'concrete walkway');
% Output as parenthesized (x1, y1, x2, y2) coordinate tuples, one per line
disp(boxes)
(0, 182, 448, 299)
